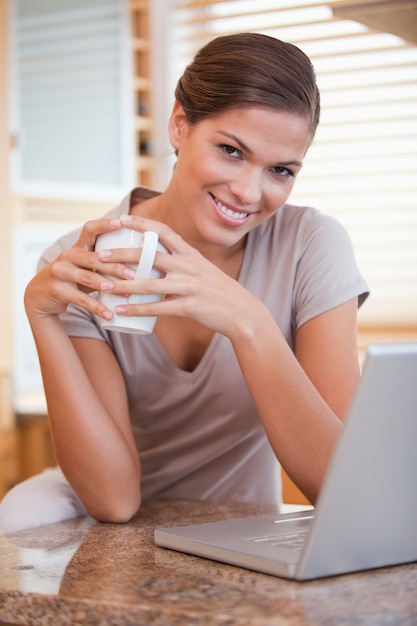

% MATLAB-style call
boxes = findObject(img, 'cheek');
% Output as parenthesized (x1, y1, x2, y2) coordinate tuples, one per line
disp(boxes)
(184, 150, 227, 183)
(265, 181, 295, 213)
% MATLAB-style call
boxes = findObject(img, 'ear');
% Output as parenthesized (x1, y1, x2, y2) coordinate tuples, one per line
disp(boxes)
(168, 101, 189, 150)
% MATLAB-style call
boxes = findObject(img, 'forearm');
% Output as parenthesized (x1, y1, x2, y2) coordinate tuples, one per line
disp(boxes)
(28, 314, 141, 522)
(230, 302, 342, 505)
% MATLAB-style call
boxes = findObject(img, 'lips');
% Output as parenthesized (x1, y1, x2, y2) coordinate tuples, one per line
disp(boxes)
(211, 194, 250, 223)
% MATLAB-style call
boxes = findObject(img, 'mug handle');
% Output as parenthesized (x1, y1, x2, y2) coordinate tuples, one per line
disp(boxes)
(134, 230, 159, 279)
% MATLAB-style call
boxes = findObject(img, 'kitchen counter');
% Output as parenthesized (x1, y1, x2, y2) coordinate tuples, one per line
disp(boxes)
(0, 499, 416, 626)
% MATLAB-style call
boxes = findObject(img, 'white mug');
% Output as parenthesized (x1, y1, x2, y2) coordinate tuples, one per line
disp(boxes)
(95, 227, 166, 334)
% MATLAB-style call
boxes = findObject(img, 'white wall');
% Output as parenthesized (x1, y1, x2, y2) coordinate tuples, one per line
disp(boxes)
(149, 0, 177, 190)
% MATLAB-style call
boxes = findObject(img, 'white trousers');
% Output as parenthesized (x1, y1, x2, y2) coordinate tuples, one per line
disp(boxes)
(0, 467, 87, 534)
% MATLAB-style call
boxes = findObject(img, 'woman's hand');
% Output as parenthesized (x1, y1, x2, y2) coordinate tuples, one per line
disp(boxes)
(24, 217, 132, 322)
(96, 214, 261, 340)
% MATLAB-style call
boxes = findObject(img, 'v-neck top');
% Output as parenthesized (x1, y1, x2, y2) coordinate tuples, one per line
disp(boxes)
(40, 187, 368, 505)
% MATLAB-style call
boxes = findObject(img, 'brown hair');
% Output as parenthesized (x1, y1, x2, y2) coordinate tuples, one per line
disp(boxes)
(175, 32, 320, 141)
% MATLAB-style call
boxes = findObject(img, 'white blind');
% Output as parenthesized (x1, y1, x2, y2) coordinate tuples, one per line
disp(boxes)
(168, 0, 417, 327)
(10, 0, 134, 199)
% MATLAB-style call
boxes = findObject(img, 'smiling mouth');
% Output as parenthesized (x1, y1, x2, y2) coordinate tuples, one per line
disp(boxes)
(212, 195, 249, 220)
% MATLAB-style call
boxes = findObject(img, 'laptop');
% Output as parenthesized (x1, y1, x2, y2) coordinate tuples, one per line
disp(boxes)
(155, 343, 417, 580)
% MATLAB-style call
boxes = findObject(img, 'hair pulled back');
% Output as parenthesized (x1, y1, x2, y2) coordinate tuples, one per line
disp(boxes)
(175, 32, 320, 140)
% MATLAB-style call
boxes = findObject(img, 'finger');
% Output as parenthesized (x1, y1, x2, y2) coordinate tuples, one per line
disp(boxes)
(74, 217, 123, 251)
(68, 290, 115, 322)
(119, 214, 190, 256)
(46, 268, 114, 321)
(49, 259, 108, 300)
(114, 296, 189, 320)
(97, 246, 140, 265)
(60, 248, 136, 282)
(105, 276, 194, 300)
(95, 244, 190, 280)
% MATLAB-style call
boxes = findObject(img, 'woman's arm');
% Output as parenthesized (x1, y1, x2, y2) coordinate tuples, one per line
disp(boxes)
(294, 299, 361, 421)
(25, 218, 141, 522)
(230, 298, 360, 504)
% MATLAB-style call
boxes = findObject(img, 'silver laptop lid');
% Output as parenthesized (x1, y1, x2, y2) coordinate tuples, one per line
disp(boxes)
(297, 342, 417, 579)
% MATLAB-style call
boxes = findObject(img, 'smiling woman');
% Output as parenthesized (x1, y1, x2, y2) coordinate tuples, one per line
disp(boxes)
(166, 0, 417, 331)
(164, 104, 310, 249)
(0, 32, 368, 534)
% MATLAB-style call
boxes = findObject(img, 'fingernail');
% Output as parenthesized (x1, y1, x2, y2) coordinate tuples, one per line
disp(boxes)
(120, 214, 132, 223)
(115, 306, 126, 314)
(124, 268, 136, 279)
(99, 249, 111, 259)
(101, 282, 113, 291)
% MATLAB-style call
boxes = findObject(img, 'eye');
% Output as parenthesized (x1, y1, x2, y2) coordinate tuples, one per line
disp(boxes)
(270, 165, 295, 178)
(220, 144, 241, 158)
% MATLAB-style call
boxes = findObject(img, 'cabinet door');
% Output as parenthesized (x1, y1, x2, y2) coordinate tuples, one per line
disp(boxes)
(18, 416, 56, 481)
(10, 0, 134, 197)
(0, 431, 20, 499)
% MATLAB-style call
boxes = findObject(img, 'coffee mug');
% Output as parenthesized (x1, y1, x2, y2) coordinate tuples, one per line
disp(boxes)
(95, 227, 166, 334)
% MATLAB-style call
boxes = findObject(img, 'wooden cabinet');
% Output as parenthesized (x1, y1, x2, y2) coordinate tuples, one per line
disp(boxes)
(1, 369, 55, 498)
(0, 372, 19, 499)
(0, 431, 20, 500)
(0, 415, 55, 500)
(281, 470, 310, 506)
(17, 416, 55, 481)
(130, 0, 154, 188)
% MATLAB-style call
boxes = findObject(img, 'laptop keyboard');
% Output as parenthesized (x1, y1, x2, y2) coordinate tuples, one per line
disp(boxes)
(247, 515, 313, 551)
(250, 531, 309, 551)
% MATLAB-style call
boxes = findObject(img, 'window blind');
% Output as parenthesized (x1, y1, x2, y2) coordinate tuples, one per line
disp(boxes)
(168, 0, 417, 327)
(10, 0, 134, 199)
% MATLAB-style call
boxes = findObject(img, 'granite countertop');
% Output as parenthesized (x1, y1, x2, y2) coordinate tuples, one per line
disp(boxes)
(0, 499, 416, 626)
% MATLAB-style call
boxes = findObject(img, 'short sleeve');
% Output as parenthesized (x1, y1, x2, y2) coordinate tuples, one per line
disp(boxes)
(293, 211, 369, 330)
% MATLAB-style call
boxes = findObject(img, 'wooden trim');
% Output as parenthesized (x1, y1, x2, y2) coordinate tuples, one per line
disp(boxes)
(358, 326, 417, 348)
(281, 470, 311, 506)
(358, 324, 417, 334)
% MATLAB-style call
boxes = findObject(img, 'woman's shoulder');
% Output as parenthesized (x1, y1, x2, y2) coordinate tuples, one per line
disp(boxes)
(256, 203, 345, 248)
(248, 205, 356, 278)
(274, 203, 342, 231)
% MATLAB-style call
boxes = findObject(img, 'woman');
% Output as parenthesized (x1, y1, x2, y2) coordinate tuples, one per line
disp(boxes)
(0, 33, 368, 532)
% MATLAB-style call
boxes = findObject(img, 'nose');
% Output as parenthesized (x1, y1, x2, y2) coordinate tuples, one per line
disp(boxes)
(229, 166, 264, 206)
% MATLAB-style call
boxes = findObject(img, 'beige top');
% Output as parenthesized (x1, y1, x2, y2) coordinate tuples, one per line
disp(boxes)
(40, 188, 369, 505)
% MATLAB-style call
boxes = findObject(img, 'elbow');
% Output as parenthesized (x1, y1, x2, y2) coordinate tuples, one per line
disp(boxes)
(87, 492, 142, 525)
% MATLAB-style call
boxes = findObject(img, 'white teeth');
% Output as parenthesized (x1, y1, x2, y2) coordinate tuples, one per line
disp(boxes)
(215, 198, 248, 220)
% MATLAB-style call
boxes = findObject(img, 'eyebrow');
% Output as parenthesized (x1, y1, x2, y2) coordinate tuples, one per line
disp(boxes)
(217, 130, 303, 169)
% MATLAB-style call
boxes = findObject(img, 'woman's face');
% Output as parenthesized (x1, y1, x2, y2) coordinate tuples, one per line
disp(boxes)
(168, 103, 312, 250)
